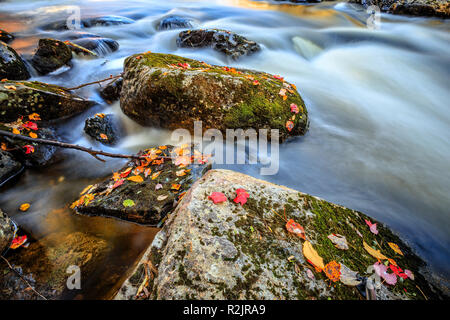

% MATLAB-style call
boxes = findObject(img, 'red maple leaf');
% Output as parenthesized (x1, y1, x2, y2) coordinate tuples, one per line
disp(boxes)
(22, 121, 38, 130)
(208, 192, 227, 204)
(23, 145, 35, 154)
(286, 219, 306, 239)
(233, 188, 249, 205)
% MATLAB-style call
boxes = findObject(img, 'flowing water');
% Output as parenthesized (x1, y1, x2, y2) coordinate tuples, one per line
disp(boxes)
(0, 0, 449, 297)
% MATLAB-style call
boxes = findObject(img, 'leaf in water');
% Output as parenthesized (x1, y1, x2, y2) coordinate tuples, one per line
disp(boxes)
(388, 242, 404, 256)
(123, 199, 135, 207)
(303, 241, 324, 272)
(364, 219, 378, 235)
(208, 192, 227, 204)
(286, 219, 306, 240)
(363, 241, 387, 260)
(327, 234, 349, 250)
(324, 261, 341, 282)
(19, 203, 30, 212)
(128, 175, 144, 183)
(10, 235, 27, 249)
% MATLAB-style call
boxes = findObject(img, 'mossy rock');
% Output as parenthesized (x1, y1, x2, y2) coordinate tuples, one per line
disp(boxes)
(0, 80, 95, 122)
(120, 52, 308, 142)
(0, 150, 23, 186)
(31, 38, 73, 75)
(116, 169, 443, 300)
(71, 145, 210, 225)
(0, 41, 30, 80)
(352, 0, 450, 18)
(0, 209, 15, 256)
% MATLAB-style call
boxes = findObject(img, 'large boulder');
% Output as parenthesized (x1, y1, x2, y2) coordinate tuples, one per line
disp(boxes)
(177, 29, 260, 60)
(116, 169, 441, 300)
(0, 41, 30, 80)
(353, 0, 449, 18)
(31, 39, 73, 75)
(0, 209, 15, 256)
(120, 52, 308, 141)
(99, 77, 122, 103)
(84, 113, 122, 145)
(0, 30, 14, 44)
(0, 80, 95, 122)
(0, 150, 23, 185)
(70, 145, 210, 225)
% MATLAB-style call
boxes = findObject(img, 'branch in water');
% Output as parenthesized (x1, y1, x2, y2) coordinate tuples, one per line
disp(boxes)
(0, 129, 147, 162)
(66, 73, 123, 91)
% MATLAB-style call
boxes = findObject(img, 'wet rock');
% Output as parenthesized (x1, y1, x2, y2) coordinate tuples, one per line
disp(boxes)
(120, 52, 308, 141)
(353, 0, 450, 18)
(84, 113, 122, 145)
(0, 80, 95, 122)
(41, 15, 135, 31)
(0, 231, 108, 300)
(31, 39, 73, 75)
(71, 145, 210, 225)
(99, 77, 122, 103)
(116, 169, 441, 300)
(0, 41, 30, 80)
(0, 209, 15, 255)
(71, 37, 119, 55)
(177, 29, 260, 60)
(0, 150, 23, 186)
(0, 29, 14, 43)
(63, 41, 98, 57)
(157, 16, 193, 30)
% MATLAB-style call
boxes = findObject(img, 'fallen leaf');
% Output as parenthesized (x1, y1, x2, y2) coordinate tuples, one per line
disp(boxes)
(363, 240, 387, 260)
(128, 175, 144, 183)
(388, 242, 404, 256)
(23, 145, 34, 154)
(10, 235, 27, 249)
(120, 167, 133, 178)
(12, 128, 20, 135)
(389, 264, 408, 279)
(151, 171, 161, 180)
(404, 269, 414, 280)
(303, 241, 324, 271)
(171, 184, 181, 191)
(285, 120, 294, 132)
(233, 188, 249, 206)
(28, 113, 41, 121)
(306, 269, 315, 280)
(157, 195, 168, 201)
(23, 121, 38, 130)
(208, 192, 227, 204)
(99, 133, 108, 140)
(19, 203, 30, 212)
(286, 219, 306, 240)
(339, 264, 361, 286)
(4, 85, 16, 90)
(29, 132, 37, 139)
(176, 169, 188, 177)
(290, 103, 299, 114)
(327, 234, 349, 250)
(365, 219, 379, 235)
(123, 199, 135, 207)
(324, 261, 341, 282)
(112, 179, 124, 189)
(155, 183, 163, 190)
(374, 262, 397, 285)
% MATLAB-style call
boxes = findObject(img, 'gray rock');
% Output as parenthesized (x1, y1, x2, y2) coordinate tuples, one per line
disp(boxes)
(177, 29, 260, 60)
(0, 41, 30, 80)
(99, 77, 122, 103)
(0, 209, 15, 255)
(84, 113, 121, 145)
(157, 16, 193, 30)
(31, 39, 72, 75)
(0, 150, 22, 186)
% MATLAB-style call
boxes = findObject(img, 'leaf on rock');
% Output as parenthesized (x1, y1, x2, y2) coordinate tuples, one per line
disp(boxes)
(29, 132, 37, 139)
(208, 192, 227, 204)
(112, 179, 124, 189)
(285, 121, 294, 132)
(23, 145, 34, 154)
(327, 234, 349, 250)
(339, 263, 361, 286)
(151, 171, 161, 180)
(303, 241, 324, 271)
(324, 261, 341, 282)
(233, 188, 249, 206)
(10, 235, 27, 249)
(388, 242, 404, 256)
(364, 219, 379, 235)
(290, 103, 299, 114)
(286, 219, 306, 240)
(363, 240, 387, 260)
(171, 184, 181, 191)
(157, 195, 168, 201)
(374, 262, 397, 285)
(123, 199, 135, 207)
(128, 175, 144, 183)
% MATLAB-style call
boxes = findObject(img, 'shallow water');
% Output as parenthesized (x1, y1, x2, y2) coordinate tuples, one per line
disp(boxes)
(0, 0, 449, 297)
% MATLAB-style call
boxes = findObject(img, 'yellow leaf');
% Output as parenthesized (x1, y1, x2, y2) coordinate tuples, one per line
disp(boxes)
(29, 132, 37, 139)
(19, 203, 30, 212)
(99, 133, 108, 140)
(151, 171, 161, 180)
(388, 242, 404, 256)
(80, 184, 93, 195)
(28, 113, 41, 120)
(12, 128, 20, 135)
(4, 85, 16, 90)
(363, 240, 387, 260)
(128, 175, 144, 183)
(303, 241, 325, 271)
(171, 184, 181, 191)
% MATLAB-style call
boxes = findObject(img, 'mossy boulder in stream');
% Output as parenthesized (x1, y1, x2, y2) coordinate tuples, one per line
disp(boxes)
(0, 80, 95, 122)
(120, 52, 308, 141)
(0, 41, 30, 80)
(84, 113, 122, 145)
(71, 145, 211, 225)
(352, 0, 450, 18)
(116, 169, 442, 300)
(31, 39, 73, 75)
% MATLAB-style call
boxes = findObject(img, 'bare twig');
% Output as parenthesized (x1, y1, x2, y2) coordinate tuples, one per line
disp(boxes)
(66, 73, 122, 91)
(0, 129, 161, 162)
(0, 255, 48, 300)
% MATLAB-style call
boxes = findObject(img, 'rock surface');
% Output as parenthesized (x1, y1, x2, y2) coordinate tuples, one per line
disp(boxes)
(158, 16, 193, 30)
(0, 30, 14, 44)
(99, 77, 122, 103)
(0, 209, 15, 255)
(84, 113, 122, 145)
(0, 150, 23, 185)
(354, 0, 450, 18)
(31, 39, 73, 75)
(120, 52, 308, 141)
(0, 80, 95, 122)
(71, 37, 119, 55)
(116, 169, 440, 300)
(41, 15, 135, 31)
(71, 145, 210, 225)
(177, 29, 260, 60)
(0, 41, 30, 80)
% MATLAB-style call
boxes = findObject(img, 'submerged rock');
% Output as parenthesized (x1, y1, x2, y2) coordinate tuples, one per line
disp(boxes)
(353, 0, 450, 18)
(0, 80, 95, 122)
(31, 39, 73, 75)
(84, 113, 122, 145)
(71, 37, 119, 55)
(157, 16, 193, 30)
(71, 145, 210, 225)
(120, 52, 308, 141)
(177, 29, 260, 59)
(116, 169, 441, 300)
(0, 150, 23, 186)
(0, 209, 15, 255)
(99, 77, 122, 103)
(41, 15, 135, 31)
(0, 41, 30, 80)
(0, 30, 14, 44)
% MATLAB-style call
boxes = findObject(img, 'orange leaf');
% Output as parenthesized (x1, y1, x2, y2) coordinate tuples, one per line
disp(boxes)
(151, 171, 161, 180)
(12, 128, 20, 135)
(29, 132, 38, 139)
(171, 184, 181, 191)
(19, 203, 30, 212)
(388, 242, 404, 256)
(303, 241, 324, 271)
(128, 175, 144, 183)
